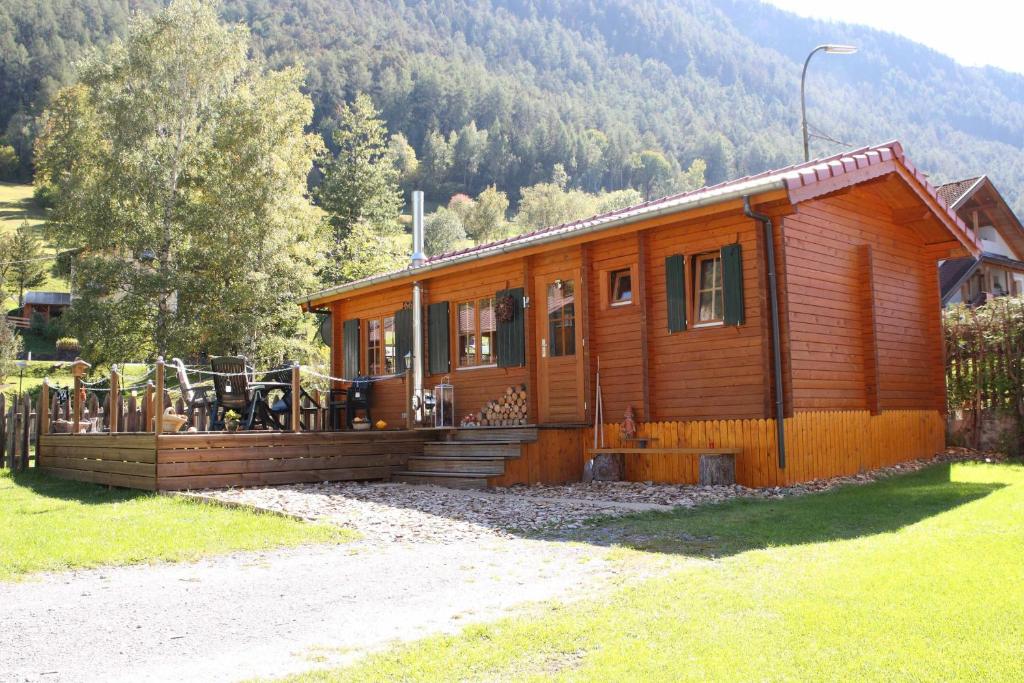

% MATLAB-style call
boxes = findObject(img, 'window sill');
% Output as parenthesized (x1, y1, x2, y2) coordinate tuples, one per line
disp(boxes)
(610, 301, 632, 308)
(693, 321, 724, 329)
(456, 364, 499, 372)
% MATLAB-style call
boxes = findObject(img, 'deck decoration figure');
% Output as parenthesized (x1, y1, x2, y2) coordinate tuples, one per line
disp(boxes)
(621, 404, 637, 441)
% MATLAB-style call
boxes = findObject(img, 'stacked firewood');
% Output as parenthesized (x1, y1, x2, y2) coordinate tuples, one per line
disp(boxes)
(479, 384, 528, 426)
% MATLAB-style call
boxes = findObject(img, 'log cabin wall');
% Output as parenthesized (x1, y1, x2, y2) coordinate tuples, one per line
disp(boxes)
(781, 181, 947, 414)
(643, 210, 774, 421)
(329, 260, 534, 427)
(330, 284, 410, 425)
(422, 259, 531, 423)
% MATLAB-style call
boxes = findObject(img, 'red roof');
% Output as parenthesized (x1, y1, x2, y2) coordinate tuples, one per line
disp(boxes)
(936, 177, 983, 209)
(303, 140, 979, 303)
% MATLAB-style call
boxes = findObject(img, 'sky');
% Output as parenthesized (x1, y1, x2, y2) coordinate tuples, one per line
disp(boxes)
(761, 0, 1024, 75)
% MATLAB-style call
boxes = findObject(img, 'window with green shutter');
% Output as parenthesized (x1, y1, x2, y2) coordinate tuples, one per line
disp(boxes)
(665, 254, 687, 332)
(721, 243, 745, 325)
(342, 318, 360, 379)
(496, 287, 525, 367)
(394, 307, 413, 373)
(428, 301, 450, 375)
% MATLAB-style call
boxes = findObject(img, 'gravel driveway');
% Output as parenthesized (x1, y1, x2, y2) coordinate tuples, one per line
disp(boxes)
(1, 451, 979, 682)
(1, 536, 622, 682)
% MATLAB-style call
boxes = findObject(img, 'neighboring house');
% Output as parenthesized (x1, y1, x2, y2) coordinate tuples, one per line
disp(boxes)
(301, 141, 979, 489)
(936, 176, 1024, 306)
(22, 291, 71, 322)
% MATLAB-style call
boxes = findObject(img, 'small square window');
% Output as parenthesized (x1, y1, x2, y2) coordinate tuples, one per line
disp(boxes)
(610, 268, 632, 306)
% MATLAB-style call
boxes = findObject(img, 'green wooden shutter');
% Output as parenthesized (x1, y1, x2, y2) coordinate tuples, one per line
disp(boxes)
(428, 301, 450, 375)
(665, 254, 687, 332)
(342, 318, 360, 379)
(496, 287, 525, 367)
(395, 307, 413, 373)
(722, 243, 745, 326)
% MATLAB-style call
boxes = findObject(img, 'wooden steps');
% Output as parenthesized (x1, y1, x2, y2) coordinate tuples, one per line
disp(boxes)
(392, 429, 535, 488)
(449, 426, 538, 443)
(390, 471, 492, 489)
(423, 442, 521, 459)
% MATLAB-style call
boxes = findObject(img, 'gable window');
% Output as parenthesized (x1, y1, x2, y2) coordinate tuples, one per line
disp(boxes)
(367, 315, 396, 376)
(694, 253, 724, 325)
(547, 279, 576, 356)
(610, 268, 632, 306)
(457, 297, 497, 368)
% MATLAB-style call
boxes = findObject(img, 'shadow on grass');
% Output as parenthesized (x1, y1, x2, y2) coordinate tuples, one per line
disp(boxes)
(540, 463, 1007, 558)
(4, 468, 148, 506)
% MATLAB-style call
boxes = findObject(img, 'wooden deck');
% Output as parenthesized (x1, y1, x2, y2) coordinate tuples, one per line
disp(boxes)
(37, 430, 431, 491)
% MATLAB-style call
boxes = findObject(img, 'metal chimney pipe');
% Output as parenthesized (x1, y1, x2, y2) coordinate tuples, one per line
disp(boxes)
(411, 191, 425, 423)
(411, 191, 426, 267)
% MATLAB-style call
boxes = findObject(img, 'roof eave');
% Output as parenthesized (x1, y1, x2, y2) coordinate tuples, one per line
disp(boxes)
(300, 178, 788, 307)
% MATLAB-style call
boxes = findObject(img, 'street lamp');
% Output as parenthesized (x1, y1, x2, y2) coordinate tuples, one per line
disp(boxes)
(801, 44, 857, 161)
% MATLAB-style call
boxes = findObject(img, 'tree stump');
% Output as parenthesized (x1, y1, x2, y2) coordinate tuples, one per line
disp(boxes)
(698, 454, 735, 486)
(591, 453, 623, 481)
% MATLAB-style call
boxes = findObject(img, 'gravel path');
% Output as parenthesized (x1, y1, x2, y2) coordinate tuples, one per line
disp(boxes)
(1, 449, 992, 682)
(0, 537, 622, 683)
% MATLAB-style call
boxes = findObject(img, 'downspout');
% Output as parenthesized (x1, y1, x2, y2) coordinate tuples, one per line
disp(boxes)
(411, 191, 426, 424)
(743, 196, 787, 470)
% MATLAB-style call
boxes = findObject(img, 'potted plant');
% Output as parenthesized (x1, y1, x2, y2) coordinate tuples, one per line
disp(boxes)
(224, 410, 241, 432)
(352, 416, 370, 431)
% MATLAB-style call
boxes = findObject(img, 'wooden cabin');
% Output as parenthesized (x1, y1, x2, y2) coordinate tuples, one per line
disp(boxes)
(301, 141, 980, 488)
(21, 291, 71, 322)
(937, 176, 1024, 306)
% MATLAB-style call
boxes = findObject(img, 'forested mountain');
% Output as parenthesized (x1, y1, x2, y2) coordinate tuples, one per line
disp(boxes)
(4, 0, 1024, 212)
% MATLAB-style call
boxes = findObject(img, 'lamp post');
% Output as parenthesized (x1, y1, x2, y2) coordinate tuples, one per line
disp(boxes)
(801, 44, 857, 162)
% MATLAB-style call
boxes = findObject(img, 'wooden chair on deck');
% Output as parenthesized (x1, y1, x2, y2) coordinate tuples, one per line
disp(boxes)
(171, 357, 212, 430)
(209, 355, 282, 430)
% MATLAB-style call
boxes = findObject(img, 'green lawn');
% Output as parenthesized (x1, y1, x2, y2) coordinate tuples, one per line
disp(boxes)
(0, 468, 356, 581)
(289, 461, 1024, 682)
(1, 360, 152, 400)
(0, 182, 68, 300)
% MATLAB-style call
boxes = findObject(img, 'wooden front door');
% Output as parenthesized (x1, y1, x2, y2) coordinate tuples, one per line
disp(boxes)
(536, 271, 586, 423)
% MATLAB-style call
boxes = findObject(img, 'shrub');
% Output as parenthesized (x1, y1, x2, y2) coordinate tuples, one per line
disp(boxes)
(0, 321, 22, 382)
(32, 182, 57, 209)
(29, 312, 47, 335)
(55, 337, 81, 360)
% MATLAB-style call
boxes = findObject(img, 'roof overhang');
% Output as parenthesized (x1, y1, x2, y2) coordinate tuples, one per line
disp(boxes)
(300, 180, 789, 308)
(780, 142, 981, 260)
(299, 141, 983, 308)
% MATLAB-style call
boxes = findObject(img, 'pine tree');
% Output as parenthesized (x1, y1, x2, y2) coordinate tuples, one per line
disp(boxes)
(318, 94, 403, 244)
(7, 221, 47, 306)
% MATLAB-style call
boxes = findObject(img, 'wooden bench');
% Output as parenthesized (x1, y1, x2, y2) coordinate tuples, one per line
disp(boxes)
(587, 447, 740, 485)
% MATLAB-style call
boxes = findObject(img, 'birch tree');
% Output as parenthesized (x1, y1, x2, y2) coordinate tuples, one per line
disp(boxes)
(35, 0, 325, 364)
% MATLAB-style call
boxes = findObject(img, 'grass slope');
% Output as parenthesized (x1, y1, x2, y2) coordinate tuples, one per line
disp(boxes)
(0, 182, 68, 298)
(0, 469, 356, 581)
(290, 461, 1024, 681)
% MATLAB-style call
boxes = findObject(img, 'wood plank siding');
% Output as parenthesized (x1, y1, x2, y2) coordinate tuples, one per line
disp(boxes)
(37, 431, 429, 491)
(315, 153, 971, 487)
(780, 180, 947, 413)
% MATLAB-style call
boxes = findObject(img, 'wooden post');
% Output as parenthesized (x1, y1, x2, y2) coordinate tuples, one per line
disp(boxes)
(7, 404, 17, 470)
(290, 362, 301, 433)
(109, 368, 120, 434)
(312, 388, 322, 432)
(20, 394, 30, 470)
(39, 378, 49, 439)
(127, 394, 138, 432)
(154, 358, 165, 434)
(70, 358, 91, 436)
(0, 392, 6, 469)
(405, 366, 414, 430)
(144, 381, 155, 433)
(72, 376, 82, 435)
